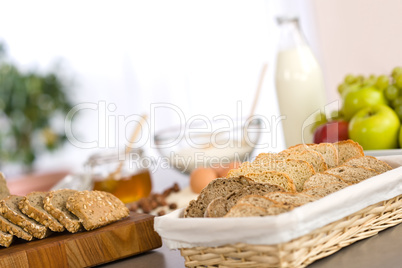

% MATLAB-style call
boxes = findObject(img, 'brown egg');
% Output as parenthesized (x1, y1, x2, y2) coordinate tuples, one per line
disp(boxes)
(216, 161, 241, 178)
(190, 167, 218, 194)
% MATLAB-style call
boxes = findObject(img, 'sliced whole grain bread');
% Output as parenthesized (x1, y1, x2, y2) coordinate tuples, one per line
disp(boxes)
(302, 183, 349, 198)
(0, 172, 10, 200)
(303, 173, 350, 190)
(255, 151, 328, 173)
(284, 143, 339, 168)
(184, 177, 254, 218)
(264, 192, 318, 207)
(244, 171, 297, 192)
(334, 140, 364, 165)
(19, 192, 65, 232)
(0, 214, 33, 241)
(224, 204, 267, 217)
(344, 156, 393, 174)
(44, 189, 83, 233)
(66, 190, 129, 231)
(324, 165, 379, 184)
(0, 195, 51, 239)
(236, 195, 279, 208)
(224, 203, 293, 218)
(205, 183, 285, 218)
(226, 159, 315, 192)
(0, 230, 13, 247)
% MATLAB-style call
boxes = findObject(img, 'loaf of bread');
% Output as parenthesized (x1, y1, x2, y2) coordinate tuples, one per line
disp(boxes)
(264, 192, 318, 207)
(224, 203, 292, 218)
(0, 172, 10, 200)
(66, 190, 129, 231)
(302, 183, 349, 198)
(284, 143, 339, 168)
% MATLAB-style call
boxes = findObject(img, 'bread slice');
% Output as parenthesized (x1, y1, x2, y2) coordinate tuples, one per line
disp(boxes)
(227, 159, 315, 192)
(302, 183, 349, 198)
(0, 172, 10, 200)
(224, 204, 267, 217)
(244, 171, 297, 192)
(255, 150, 328, 173)
(344, 156, 393, 174)
(264, 192, 318, 207)
(66, 190, 129, 231)
(19, 192, 65, 232)
(184, 177, 254, 218)
(284, 143, 339, 168)
(0, 195, 51, 239)
(44, 189, 83, 233)
(0, 214, 33, 241)
(0, 230, 13, 247)
(224, 203, 291, 217)
(334, 140, 364, 165)
(324, 165, 379, 184)
(205, 183, 285, 218)
(236, 195, 279, 208)
(303, 173, 349, 190)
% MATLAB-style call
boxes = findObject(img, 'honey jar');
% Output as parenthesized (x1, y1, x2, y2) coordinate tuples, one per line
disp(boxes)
(85, 148, 152, 204)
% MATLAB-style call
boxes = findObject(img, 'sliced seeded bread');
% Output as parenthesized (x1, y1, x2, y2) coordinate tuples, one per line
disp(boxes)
(0, 230, 13, 247)
(264, 192, 318, 207)
(227, 159, 315, 192)
(324, 165, 379, 184)
(44, 189, 83, 233)
(224, 203, 292, 217)
(236, 195, 279, 208)
(302, 183, 349, 198)
(284, 143, 339, 168)
(303, 173, 349, 190)
(184, 177, 255, 218)
(0, 172, 10, 200)
(205, 183, 285, 217)
(344, 156, 393, 174)
(224, 204, 268, 217)
(244, 171, 297, 192)
(0, 195, 51, 239)
(0, 214, 33, 241)
(19, 192, 65, 232)
(334, 140, 364, 165)
(66, 190, 129, 231)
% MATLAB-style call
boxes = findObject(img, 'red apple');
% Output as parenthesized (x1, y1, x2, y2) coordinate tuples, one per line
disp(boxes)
(313, 120, 349, 143)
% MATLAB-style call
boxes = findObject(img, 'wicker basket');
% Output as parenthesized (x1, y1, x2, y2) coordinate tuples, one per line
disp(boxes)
(180, 194, 402, 268)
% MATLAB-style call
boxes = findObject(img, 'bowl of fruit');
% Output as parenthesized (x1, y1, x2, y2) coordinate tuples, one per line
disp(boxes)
(313, 66, 402, 155)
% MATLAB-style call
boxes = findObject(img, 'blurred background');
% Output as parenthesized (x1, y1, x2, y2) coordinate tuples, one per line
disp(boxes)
(0, 0, 401, 192)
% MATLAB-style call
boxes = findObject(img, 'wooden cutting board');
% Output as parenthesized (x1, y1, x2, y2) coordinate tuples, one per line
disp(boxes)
(0, 212, 162, 268)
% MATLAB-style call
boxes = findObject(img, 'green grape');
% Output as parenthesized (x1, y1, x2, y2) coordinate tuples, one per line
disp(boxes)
(337, 83, 348, 95)
(394, 104, 402, 122)
(375, 75, 390, 90)
(363, 74, 377, 87)
(311, 112, 327, 134)
(395, 74, 402, 89)
(392, 67, 402, 79)
(344, 74, 357, 85)
(392, 96, 402, 108)
(356, 75, 365, 85)
(385, 85, 399, 101)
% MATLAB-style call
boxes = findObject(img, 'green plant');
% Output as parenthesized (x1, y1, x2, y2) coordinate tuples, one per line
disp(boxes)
(0, 42, 74, 169)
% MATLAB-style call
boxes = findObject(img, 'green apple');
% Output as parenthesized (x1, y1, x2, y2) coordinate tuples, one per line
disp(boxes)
(342, 86, 388, 121)
(349, 105, 400, 150)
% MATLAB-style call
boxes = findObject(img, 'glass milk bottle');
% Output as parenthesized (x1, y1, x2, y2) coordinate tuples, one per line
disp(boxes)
(274, 17, 327, 147)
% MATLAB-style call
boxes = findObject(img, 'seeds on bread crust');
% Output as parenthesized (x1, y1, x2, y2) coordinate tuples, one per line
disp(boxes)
(66, 190, 129, 231)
